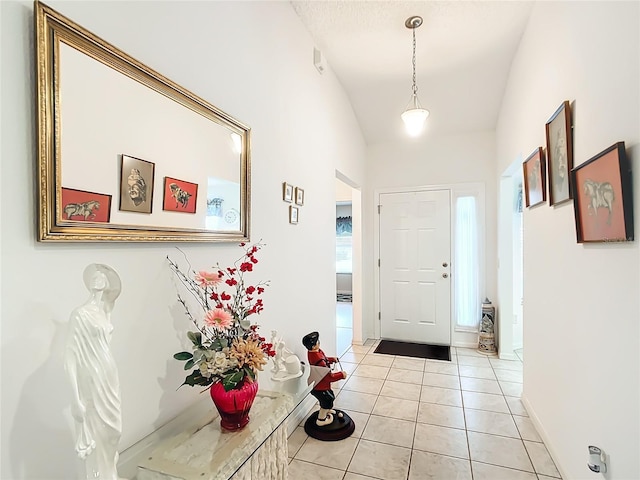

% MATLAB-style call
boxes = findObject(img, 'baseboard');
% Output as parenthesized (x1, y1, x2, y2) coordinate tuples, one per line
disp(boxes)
(286, 392, 316, 436)
(521, 394, 568, 480)
(498, 350, 518, 360)
(452, 341, 478, 349)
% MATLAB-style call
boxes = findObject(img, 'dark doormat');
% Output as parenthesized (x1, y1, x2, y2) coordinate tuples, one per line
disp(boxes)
(374, 340, 451, 361)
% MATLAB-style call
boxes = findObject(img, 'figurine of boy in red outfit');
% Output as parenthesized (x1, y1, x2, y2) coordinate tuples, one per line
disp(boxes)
(302, 331, 347, 426)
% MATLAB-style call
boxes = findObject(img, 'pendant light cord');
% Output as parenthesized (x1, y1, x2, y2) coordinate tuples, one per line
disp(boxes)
(412, 26, 418, 95)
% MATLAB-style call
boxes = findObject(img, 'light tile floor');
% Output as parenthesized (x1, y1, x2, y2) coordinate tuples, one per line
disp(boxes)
(287, 341, 562, 480)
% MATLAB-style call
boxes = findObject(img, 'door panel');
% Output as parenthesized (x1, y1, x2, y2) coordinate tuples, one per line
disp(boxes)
(380, 190, 451, 345)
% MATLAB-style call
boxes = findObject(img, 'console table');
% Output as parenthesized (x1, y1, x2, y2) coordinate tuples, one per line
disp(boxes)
(135, 390, 297, 480)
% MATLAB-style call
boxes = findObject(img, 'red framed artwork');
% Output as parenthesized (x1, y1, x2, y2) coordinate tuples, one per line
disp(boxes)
(523, 147, 546, 208)
(61, 187, 112, 223)
(570, 142, 633, 243)
(163, 177, 198, 214)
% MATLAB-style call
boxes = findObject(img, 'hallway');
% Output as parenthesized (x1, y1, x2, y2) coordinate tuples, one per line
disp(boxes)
(287, 341, 561, 480)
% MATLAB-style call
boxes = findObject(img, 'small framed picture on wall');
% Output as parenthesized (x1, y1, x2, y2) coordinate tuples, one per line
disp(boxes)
(163, 177, 198, 214)
(283, 182, 293, 202)
(120, 154, 155, 214)
(289, 205, 299, 224)
(545, 100, 573, 205)
(523, 147, 546, 208)
(295, 187, 304, 206)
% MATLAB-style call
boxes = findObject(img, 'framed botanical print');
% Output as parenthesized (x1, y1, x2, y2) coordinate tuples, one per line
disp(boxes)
(570, 142, 633, 243)
(283, 182, 293, 202)
(523, 147, 546, 208)
(545, 101, 573, 205)
(289, 205, 299, 224)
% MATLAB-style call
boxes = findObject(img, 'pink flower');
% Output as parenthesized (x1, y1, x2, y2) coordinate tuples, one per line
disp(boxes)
(204, 308, 232, 331)
(195, 271, 222, 288)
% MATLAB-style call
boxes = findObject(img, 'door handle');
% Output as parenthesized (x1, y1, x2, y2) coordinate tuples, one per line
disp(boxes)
(442, 273, 449, 278)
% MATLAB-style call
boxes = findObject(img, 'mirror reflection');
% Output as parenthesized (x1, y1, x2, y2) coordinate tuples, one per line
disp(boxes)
(37, 2, 250, 241)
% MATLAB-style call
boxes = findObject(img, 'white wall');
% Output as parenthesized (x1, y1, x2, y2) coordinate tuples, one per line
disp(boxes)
(364, 131, 497, 344)
(0, 1, 365, 478)
(496, 2, 639, 478)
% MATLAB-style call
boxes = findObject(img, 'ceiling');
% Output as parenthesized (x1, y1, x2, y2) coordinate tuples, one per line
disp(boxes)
(291, 1, 534, 144)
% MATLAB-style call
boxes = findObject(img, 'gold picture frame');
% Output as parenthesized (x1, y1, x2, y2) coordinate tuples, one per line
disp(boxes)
(36, 2, 251, 241)
(289, 206, 299, 224)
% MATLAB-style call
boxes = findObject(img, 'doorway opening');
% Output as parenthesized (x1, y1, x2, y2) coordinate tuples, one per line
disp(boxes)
(498, 162, 524, 360)
(335, 174, 362, 356)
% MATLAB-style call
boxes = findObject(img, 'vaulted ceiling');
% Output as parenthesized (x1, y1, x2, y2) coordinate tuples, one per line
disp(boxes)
(291, 1, 534, 144)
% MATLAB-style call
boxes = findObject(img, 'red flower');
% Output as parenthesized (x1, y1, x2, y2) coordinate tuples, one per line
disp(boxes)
(217, 270, 224, 278)
(257, 287, 265, 294)
(210, 292, 219, 301)
(216, 303, 223, 309)
(226, 278, 238, 286)
(240, 262, 253, 272)
(246, 286, 256, 294)
(227, 267, 237, 275)
(239, 242, 246, 246)
(250, 257, 258, 264)
(220, 292, 231, 301)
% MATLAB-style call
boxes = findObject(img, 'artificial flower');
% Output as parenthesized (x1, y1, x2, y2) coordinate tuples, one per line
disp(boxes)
(204, 308, 232, 331)
(168, 241, 274, 391)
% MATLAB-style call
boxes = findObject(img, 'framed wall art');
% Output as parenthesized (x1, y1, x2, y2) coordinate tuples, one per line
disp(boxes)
(523, 147, 546, 208)
(545, 101, 574, 205)
(295, 187, 305, 206)
(289, 205, 299, 224)
(61, 187, 112, 223)
(120, 155, 155, 214)
(163, 177, 198, 213)
(570, 142, 633, 243)
(35, 2, 251, 242)
(283, 182, 293, 203)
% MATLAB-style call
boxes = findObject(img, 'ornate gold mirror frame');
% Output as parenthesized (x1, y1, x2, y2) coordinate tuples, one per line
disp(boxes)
(36, 1, 251, 242)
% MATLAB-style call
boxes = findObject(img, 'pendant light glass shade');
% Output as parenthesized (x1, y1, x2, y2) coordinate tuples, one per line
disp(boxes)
(401, 16, 428, 137)
(401, 93, 429, 137)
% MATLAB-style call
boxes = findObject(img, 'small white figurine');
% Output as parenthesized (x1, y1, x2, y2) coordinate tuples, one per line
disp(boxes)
(270, 330, 302, 381)
(65, 264, 124, 480)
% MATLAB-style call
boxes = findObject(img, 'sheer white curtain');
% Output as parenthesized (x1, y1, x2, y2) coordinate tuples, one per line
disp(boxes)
(454, 196, 480, 329)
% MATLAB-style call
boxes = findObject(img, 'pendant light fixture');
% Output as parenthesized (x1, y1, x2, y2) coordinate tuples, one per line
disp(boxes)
(401, 16, 429, 136)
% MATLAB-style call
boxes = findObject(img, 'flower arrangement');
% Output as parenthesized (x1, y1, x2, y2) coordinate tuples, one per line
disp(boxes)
(168, 242, 275, 391)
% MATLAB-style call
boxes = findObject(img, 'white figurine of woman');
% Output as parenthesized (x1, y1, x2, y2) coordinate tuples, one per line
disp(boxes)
(65, 264, 124, 480)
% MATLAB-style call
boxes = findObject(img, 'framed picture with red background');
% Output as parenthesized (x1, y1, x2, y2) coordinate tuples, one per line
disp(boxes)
(163, 177, 198, 214)
(61, 187, 111, 223)
(570, 142, 633, 243)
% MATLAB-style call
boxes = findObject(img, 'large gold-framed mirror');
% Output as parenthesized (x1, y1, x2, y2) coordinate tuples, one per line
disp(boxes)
(36, 1, 251, 242)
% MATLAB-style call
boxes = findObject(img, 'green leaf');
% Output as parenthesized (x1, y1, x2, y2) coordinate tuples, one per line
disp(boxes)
(211, 337, 224, 351)
(222, 370, 244, 391)
(184, 359, 195, 370)
(243, 367, 255, 382)
(173, 351, 193, 361)
(187, 331, 202, 346)
(180, 370, 212, 389)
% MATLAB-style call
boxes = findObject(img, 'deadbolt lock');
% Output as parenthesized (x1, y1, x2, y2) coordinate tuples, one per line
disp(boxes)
(442, 262, 448, 267)
(442, 273, 449, 278)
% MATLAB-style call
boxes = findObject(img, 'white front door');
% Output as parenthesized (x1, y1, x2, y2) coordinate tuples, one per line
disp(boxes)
(379, 190, 451, 345)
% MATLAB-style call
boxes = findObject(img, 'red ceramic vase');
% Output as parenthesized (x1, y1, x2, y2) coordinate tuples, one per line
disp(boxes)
(209, 380, 259, 431)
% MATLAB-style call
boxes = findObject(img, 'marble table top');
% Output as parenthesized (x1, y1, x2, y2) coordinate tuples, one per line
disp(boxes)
(136, 390, 294, 480)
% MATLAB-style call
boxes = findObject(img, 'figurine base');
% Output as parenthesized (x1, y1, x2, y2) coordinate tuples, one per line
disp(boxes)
(303, 410, 355, 441)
